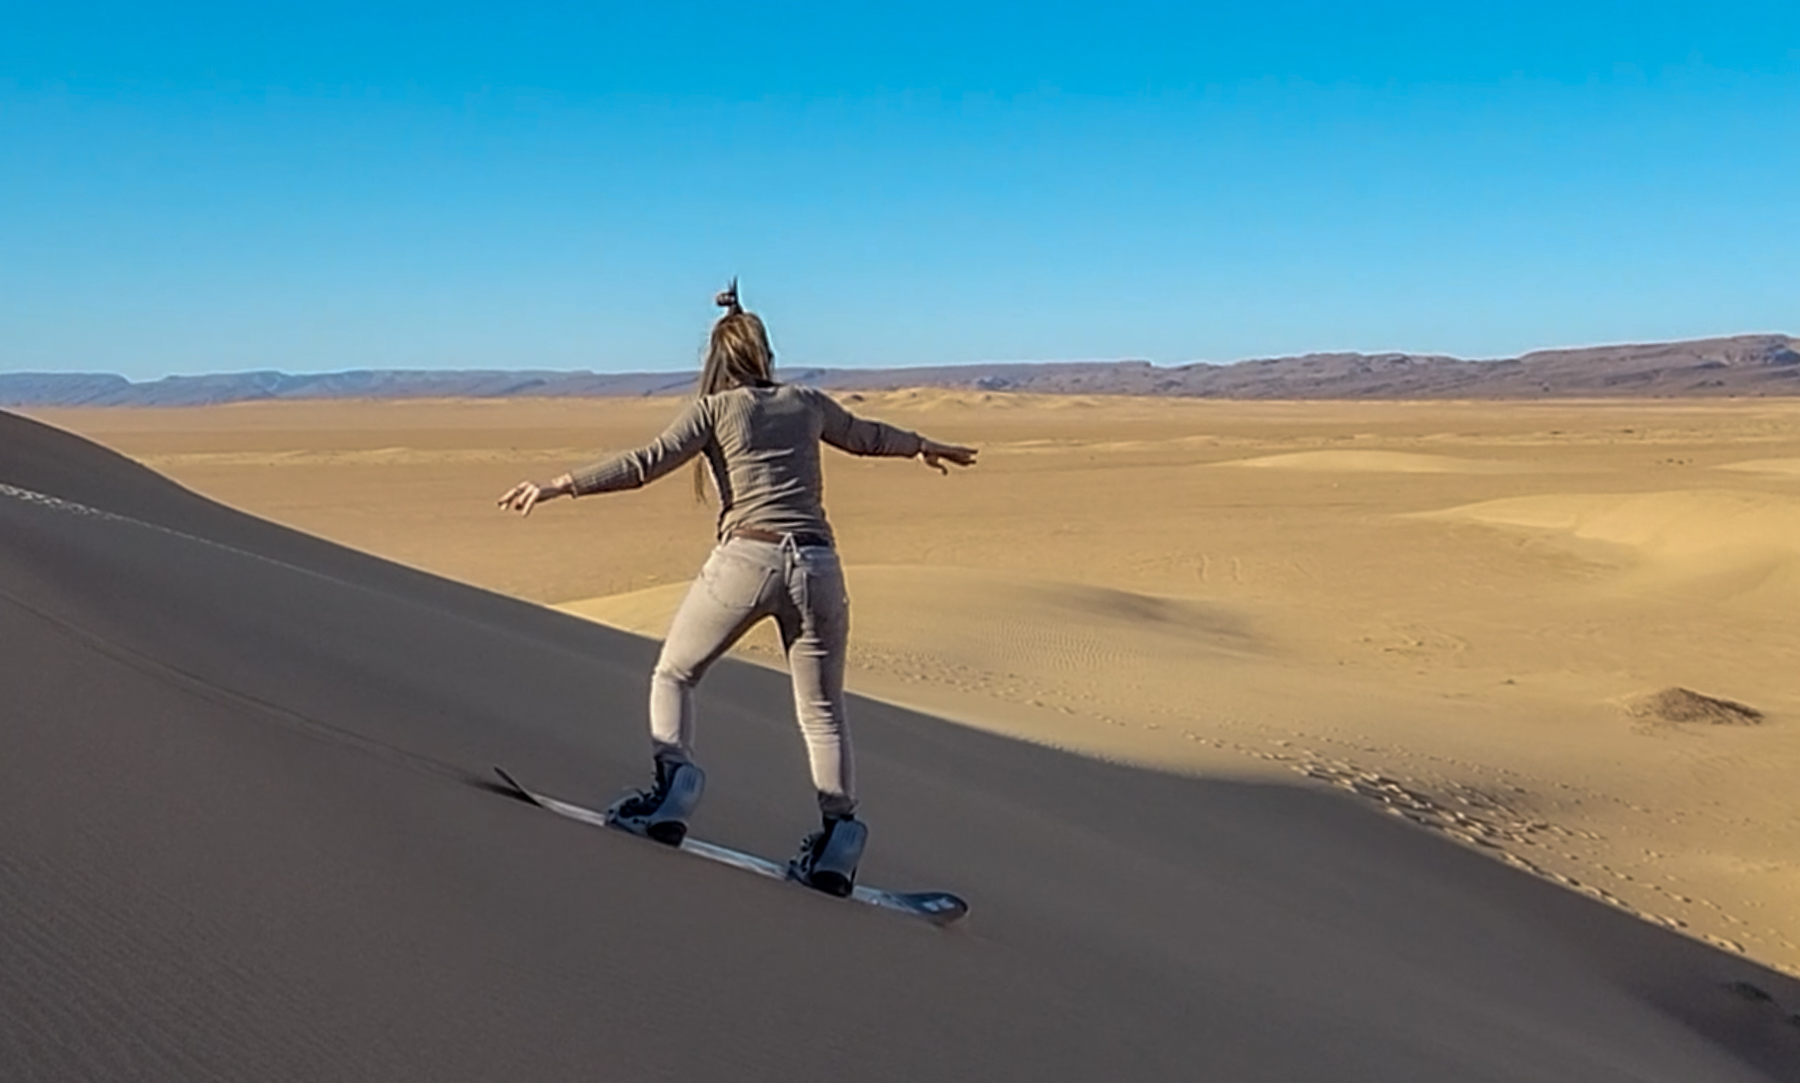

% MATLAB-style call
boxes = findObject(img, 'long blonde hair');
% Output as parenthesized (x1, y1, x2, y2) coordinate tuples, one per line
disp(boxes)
(693, 279, 775, 500)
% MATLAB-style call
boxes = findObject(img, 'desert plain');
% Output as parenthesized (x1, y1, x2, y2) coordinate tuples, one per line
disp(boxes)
(26, 389, 1800, 984)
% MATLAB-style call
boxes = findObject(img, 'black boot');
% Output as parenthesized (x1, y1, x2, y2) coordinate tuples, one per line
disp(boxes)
(788, 813, 868, 898)
(605, 759, 705, 846)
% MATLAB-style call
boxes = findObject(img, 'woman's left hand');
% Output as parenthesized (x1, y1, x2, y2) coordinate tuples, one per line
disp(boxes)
(497, 474, 574, 516)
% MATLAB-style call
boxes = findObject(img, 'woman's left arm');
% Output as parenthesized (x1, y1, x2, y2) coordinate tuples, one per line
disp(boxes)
(498, 399, 714, 516)
(813, 390, 977, 475)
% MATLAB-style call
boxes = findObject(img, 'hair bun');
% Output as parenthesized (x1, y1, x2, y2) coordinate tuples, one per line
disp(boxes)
(714, 278, 741, 315)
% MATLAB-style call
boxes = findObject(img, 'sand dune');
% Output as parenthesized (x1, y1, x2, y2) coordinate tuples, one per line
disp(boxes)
(28, 395, 1800, 983)
(841, 388, 1097, 410)
(1721, 459, 1800, 478)
(14, 398, 1800, 1080)
(1429, 490, 1800, 604)
(1222, 450, 1520, 473)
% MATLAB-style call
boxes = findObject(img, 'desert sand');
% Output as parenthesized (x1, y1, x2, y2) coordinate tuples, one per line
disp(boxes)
(8, 394, 1800, 1079)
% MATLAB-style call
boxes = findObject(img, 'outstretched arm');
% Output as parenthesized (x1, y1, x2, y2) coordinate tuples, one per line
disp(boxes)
(496, 472, 577, 516)
(814, 389, 978, 474)
(917, 436, 978, 475)
(498, 399, 714, 516)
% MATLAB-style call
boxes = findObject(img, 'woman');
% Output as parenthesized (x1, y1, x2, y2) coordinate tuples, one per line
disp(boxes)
(498, 282, 977, 896)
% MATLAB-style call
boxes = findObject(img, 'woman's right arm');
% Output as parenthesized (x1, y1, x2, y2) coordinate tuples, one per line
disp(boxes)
(498, 398, 714, 516)
(566, 398, 715, 495)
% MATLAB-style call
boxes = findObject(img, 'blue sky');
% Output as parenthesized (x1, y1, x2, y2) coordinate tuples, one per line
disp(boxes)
(3, 2, 1797, 379)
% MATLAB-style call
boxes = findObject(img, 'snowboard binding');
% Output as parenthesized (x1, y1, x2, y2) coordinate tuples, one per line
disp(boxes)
(605, 760, 705, 846)
(788, 815, 868, 898)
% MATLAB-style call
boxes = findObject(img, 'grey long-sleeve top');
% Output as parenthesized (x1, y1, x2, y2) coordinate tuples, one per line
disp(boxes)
(568, 384, 925, 544)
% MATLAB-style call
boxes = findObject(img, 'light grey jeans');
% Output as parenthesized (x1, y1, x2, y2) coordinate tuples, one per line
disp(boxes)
(650, 535, 855, 817)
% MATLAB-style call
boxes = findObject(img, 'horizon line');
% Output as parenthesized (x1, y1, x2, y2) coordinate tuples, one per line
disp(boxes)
(7, 330, 1793, 384)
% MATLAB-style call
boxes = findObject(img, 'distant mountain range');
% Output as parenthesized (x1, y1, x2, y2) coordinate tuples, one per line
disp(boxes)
(4, 334, 1796, 407)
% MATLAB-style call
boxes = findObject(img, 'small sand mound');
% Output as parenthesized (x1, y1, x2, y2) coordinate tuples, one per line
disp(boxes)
(1629, 687, 1764, 726)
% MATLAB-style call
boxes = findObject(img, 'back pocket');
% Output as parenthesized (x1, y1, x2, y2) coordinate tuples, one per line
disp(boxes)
(700, 548, 774, 609)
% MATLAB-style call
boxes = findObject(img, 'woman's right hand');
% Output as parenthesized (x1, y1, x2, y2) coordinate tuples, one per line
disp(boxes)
(919, 439, 978, 475)
(497, 474, 574, 516)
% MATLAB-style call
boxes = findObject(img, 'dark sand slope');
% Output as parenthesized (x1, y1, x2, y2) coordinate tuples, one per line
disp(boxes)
(4, 410, 1799, 1082)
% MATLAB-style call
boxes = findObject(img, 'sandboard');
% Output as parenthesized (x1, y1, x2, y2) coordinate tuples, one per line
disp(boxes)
(493, 768, 968, 926)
